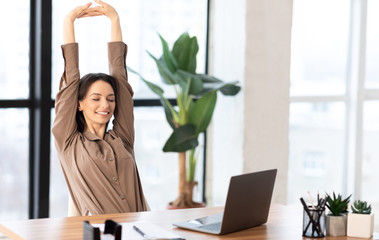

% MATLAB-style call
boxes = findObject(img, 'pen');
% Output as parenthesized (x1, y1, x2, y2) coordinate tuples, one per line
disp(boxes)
(133, 225, 149, 238)
(132, 225, 186, 240)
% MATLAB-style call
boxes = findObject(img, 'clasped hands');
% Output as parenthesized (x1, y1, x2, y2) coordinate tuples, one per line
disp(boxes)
(66, 0, 119, 23)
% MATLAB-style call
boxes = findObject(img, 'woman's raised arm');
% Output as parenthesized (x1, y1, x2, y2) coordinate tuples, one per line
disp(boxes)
(64, 3, 90, 44)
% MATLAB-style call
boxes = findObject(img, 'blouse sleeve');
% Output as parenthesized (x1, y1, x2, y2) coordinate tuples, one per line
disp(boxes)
(108, 42, 135, 151)
(52, 43, 80, 153)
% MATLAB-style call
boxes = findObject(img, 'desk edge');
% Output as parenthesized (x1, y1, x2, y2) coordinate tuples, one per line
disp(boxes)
(0, 224, 23, 240)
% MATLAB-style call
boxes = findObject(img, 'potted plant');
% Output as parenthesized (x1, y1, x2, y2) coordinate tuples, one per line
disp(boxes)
(325, 192, 351, 236)
(347, 200, 374, 238)
(129, 33, 241, 208)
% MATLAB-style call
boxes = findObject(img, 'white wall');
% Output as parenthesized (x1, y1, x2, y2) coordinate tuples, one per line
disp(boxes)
(207, 0, 293, 205)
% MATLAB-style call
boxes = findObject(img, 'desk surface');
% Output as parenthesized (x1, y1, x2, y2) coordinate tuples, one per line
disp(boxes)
(0, 204, 378, 240)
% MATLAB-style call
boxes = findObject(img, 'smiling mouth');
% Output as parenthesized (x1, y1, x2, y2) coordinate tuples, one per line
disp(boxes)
(96, 111, 110, 115)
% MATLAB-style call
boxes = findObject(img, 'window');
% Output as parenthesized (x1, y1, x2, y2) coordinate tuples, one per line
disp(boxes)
(290, 0, 349, 97)
(361, 1, 379, 229)
(289, 0, 350, 199)
(290, 0, 379, 230)
(0, 1, 30, 221)
(0, 2, 30, 100)
(0, 109, 29, 220)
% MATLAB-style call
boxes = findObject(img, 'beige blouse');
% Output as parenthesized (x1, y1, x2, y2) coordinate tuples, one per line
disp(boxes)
(52, 42, 148, 215)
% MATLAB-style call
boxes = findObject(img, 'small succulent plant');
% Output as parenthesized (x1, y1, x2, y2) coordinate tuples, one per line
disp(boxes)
(351, 200, 372, 214)
(326, 192, 352, 216)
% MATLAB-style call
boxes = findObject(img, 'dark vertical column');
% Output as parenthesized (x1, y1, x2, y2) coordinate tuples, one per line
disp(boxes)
(29, 0, 52, 219)
(202, 0, 211, 204)
(29, 0, 36, 219)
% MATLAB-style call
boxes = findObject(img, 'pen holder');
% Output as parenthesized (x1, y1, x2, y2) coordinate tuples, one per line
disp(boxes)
(302, 206, 325, 238)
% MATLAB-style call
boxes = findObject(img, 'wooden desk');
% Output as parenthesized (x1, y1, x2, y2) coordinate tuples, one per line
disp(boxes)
(0, 204, 378, 240)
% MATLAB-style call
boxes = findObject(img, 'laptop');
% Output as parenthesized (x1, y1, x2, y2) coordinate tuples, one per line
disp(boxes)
(173, 169, 277, 235)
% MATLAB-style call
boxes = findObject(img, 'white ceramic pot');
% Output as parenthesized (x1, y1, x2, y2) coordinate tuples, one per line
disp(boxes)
(347, 213, 374, 238)
(325, 214, 347, 236)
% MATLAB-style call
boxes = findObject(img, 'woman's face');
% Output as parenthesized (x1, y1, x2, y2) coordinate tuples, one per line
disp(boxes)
(78, 80, 116, 129)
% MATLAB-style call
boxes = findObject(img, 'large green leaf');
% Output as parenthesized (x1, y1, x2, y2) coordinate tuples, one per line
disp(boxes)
(147, 51, 177, 85)
(128, 67, 177, 129)
(188, 90, 217, 134)
(159, 34, 178, 73)
(163, 124, 199, 152)
(172, 33, 198, 73)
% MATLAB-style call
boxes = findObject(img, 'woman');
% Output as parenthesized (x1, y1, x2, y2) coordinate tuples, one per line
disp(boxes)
(52, 0, 149, 216)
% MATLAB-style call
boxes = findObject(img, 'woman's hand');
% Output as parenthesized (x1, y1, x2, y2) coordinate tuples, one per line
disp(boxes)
(81, 0, 122, 42)
(81, 0, 119, 21)
(65, 2, 95, 23)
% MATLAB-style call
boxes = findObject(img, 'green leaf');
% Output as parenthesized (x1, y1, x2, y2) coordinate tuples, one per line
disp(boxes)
(176, 91, 187, 125)
(220, 84, 242, 96)
(172, 33, 199, 73)
(326, 192, 351, 216)
(195, 74, 222, 83)
(188, 90, 217, 134)
(352, 200, 372, 214)
(159, 34, 178, 73)
(163, 124, 199, 152)
(196, 74, 240, 97)
(177, 70, 203, 95)
(147, 51, 177, 85)
(128, 67, 177, 129)
(128, 67, 164, 96)
(161, 99, 177, 129)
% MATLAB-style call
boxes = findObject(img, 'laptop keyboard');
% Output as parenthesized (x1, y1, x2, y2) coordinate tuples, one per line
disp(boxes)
(198, 222, 222, 232)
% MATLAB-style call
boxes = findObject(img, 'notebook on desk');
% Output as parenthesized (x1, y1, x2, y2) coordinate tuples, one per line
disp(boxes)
(173, 169, 277, 235)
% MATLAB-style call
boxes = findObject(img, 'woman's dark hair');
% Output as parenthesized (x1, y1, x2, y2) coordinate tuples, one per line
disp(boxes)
(76, 73, 118, 132)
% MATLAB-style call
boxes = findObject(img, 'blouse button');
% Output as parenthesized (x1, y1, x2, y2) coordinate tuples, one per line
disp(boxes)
(120, 195, 125, 200)
(109, 158, 113, 161)
(112, 177, 117, 181)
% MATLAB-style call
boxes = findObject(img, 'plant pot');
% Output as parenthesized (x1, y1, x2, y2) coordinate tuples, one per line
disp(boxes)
(167, 177, 206, 209)
(347, 213, 374, 238)
(325, 214, 347, 236)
